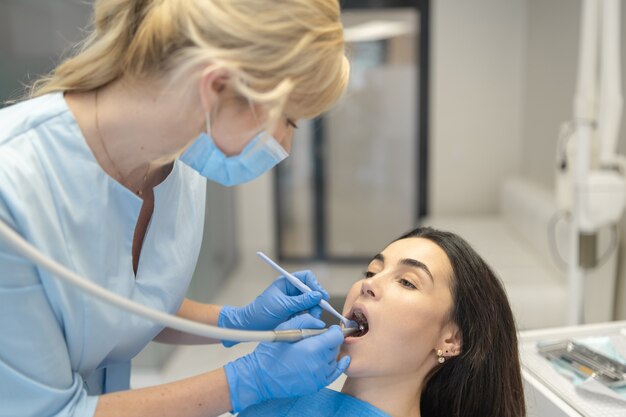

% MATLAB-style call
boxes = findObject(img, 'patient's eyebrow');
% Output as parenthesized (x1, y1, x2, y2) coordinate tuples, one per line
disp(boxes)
(400, 258, 434, 283)
(368, 254, 433, 283)
(369, 253, 384, 264)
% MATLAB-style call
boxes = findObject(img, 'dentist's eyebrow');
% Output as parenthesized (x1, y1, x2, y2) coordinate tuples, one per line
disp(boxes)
(400, 258, 434, 283)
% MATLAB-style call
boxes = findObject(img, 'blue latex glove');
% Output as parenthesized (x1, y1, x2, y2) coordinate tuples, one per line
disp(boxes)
(218, 270, 330, 347)
(224, 314, 351, 413)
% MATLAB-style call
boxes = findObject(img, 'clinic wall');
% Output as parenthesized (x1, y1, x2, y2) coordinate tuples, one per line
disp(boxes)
(429, 0, 527, 215)
(235, 172, 275, 257)
(239, 1, 530, 252)
(520, 0, 626, 319)
(0, 0, 92, 102)
(520, 0, 580, 189)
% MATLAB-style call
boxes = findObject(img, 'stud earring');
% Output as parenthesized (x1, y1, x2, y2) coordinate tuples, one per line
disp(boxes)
(437, 349, 445, 364)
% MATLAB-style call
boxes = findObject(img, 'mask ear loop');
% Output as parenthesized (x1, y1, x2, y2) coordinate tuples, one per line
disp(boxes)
(205, 112, 212, 137)
(205, 97, 218, 137)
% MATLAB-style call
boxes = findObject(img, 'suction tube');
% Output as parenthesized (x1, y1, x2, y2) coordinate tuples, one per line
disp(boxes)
(0, 219, 342, 343)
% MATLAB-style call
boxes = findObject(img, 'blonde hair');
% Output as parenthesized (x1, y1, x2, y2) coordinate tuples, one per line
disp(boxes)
(30, 0, 349, 124)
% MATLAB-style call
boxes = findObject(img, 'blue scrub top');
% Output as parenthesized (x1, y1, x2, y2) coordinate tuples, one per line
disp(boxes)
(0, 93, 207, 417)
(238, 388, 391, 416)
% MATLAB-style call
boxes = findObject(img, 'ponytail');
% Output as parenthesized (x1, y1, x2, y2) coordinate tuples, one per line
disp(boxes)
(30, 0, 148, 96)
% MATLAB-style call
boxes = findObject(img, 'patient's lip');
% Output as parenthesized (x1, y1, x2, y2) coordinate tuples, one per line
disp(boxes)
(348, 303, 369, 321)
(343, 302, 370, 344)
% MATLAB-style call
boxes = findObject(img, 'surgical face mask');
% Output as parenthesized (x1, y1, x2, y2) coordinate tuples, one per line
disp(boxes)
(180, 114, 289, 186)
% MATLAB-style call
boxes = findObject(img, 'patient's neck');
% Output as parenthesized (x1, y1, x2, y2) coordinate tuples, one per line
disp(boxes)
(341, 373, 422, 417)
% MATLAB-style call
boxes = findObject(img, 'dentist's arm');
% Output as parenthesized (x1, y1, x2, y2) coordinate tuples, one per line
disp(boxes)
(96, 316, 349, 417)
(154, 271, 329, 345)
(95, 368, 232, 417)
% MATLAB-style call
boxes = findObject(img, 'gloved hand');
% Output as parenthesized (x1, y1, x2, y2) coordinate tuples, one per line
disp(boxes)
(218, 270, 330, 347)
(224, 314, 351, 412)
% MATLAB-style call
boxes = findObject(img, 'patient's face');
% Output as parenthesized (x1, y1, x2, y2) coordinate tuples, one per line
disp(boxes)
(340, 237, 455, 379)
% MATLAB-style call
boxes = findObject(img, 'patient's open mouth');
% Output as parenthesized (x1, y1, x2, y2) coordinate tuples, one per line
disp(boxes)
(348, 308, 369, 337)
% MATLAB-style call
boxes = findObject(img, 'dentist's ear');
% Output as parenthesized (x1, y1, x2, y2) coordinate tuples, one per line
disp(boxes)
(198, 66, 231, 115)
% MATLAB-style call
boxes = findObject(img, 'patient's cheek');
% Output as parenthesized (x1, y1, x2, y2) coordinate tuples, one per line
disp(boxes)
(338, 344, 375, 378)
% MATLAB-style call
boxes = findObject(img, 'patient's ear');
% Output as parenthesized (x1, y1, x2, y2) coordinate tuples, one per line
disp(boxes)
(439, 322, 462, 358)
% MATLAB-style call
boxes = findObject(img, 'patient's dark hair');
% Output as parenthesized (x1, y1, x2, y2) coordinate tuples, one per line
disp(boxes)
(394, 226, 525, 417)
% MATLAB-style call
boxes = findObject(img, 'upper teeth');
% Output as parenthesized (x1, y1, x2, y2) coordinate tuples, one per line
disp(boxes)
(353, 311, 368, 327)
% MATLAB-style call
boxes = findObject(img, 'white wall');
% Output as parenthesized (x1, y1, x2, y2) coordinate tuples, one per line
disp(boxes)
(0, 0, 92, 101)
(235, 172, 275, 257)
(520, 0, 580, 189)
(430, 0, 527, 215)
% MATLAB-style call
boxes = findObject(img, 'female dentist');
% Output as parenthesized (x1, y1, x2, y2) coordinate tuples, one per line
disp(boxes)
(0, 1, 350, 416)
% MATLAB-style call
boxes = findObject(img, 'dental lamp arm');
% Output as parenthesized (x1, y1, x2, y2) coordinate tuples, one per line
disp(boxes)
(560, 0, 625, 325)
(574, 0, 599, 122)
(598, 0, 624, 168)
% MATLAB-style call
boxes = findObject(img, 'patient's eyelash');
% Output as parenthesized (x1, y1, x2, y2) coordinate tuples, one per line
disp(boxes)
(363, 270, 375, 278)
(399, 278, 417, 289)
(287, 119, 298, 129)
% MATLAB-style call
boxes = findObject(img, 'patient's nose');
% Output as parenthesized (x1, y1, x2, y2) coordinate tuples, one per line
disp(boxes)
(360, 279, 379, 299)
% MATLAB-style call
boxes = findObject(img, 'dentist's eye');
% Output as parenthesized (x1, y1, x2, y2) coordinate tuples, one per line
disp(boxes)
(363, 271, 375, 278)
(399, 278, 417, 289)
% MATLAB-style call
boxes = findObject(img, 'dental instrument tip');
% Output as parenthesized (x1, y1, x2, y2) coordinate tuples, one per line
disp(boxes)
(342, 327, 359, 336)
(343, 319, 359, 329)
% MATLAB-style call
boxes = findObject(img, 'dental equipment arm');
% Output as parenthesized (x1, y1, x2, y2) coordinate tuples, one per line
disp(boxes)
(0, 219, 344, 343)
(598, 0, 624, 168)
(557, 0, 625, 324)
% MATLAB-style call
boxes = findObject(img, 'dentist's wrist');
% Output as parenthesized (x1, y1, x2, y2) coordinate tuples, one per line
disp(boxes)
(218, 305, 243, 347)
(224, 355, 267, 412)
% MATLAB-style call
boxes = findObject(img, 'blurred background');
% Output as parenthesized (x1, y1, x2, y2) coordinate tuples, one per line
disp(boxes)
(2, 0, 626, 412)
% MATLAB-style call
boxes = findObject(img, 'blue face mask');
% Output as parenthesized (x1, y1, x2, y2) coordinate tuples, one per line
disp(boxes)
(180, 118, 289, 186)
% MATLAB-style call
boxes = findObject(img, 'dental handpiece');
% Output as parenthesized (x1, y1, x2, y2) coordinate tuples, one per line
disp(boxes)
(256, 251, 359, 329)
(273, 326, 359, 342)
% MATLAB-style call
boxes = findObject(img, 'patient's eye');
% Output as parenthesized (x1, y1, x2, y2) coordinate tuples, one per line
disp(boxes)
(363, 270, 375, 278)
(399, 278, 417, 289)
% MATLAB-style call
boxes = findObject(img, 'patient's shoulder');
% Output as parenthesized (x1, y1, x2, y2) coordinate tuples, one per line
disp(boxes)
(238, 388, 390, 416)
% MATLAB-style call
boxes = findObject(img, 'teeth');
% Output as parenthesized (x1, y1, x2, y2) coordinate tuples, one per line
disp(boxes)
(349, 309, 369, 337)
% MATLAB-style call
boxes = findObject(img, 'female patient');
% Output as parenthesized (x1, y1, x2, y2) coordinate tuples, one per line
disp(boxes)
(238, 226, 526, 417)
